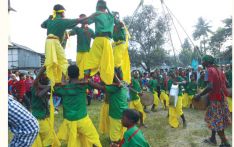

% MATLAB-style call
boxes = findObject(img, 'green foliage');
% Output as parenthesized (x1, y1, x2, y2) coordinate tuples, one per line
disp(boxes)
(179, 39, 193, 66)
(124, 5, 168, 72)
(193, 17, 213, 55)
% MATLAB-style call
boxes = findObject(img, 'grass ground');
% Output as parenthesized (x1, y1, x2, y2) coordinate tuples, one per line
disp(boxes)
(9, 100, 232, 147)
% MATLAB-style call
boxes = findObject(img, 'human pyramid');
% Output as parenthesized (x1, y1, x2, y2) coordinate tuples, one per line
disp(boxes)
(28, 0, 232, 147)
(33, 1, 149, 147)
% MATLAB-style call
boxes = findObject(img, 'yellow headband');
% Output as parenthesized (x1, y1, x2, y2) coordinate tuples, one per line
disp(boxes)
(52, 10, 65, 20)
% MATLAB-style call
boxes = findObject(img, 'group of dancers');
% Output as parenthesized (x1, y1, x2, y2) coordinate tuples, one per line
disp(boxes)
(26, 0, 232, 147)
(34, 0, 149, 147)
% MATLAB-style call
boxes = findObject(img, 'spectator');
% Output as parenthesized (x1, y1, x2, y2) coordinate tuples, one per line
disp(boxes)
(13, 73, 31, 110)
(25, 74, 34, 104)
(8, 74, 18, 96)
(15, 71, 20, 81)
(8, 95, 39, 147)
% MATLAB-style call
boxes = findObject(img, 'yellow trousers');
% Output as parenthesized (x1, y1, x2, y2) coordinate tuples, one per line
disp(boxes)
(57, 115, 102, 147)
(169, 96, 183, 128)
(160, 91, 169, 109)
(153, 91, 159, 108)
(227, 97, 232, 112)
(109, 116, 127, 142)
(129, 98, 146, 122)
(182, 93, 189, 108)
(99, 103, 110, 135)
(76, 52, 89, 79)
(44, 34, 69, 87)
(84, 37, 114, 85)
(113, 41, 131, 84)
(32, 118, 61, 147)
(187, 95, 194, 107)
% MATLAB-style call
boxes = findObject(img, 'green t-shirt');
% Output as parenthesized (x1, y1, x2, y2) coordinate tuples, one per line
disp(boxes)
(41, 15, 78, 42)
(106, 85, 128, 119)
(225, 69, 232, 88)
(122, 125, 150, 147)
(31, 87, 49, 119)
(148, 79, 158, 93)
(88, 11, 114, 37)
(198, 78, 207, 89)
(185, 81, 197, 96)
(130, 78, 142, 101)
(69, 27, 95, 52)
(113, 20, 126, 42)
(54, 83, 88, 121)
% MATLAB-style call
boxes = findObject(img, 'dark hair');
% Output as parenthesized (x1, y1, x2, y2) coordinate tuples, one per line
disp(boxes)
(53, 4, 65, 11)
(19, 73, 25, 78)
(79, 14, 86, 18)
(123, 109, 140, 124)
(68, 65, 79, 79)
(114, 67, 123, 81)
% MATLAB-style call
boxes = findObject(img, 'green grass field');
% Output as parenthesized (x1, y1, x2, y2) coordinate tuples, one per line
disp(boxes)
(9, 100, 232, 147)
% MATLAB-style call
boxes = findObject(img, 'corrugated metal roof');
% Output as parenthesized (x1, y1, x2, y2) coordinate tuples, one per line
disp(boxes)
(8, 42, 44, 56)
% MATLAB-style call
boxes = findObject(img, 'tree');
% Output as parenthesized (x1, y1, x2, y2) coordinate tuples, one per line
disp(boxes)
(193, 17, 213, 55)
(179, 39, 193, 66)
(209, 17, 232, 57)
(124, 5, 168, 72)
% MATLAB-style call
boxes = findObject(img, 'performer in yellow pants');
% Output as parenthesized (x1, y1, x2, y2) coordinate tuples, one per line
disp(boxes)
(168, 72, 187, 128)
(227, 97, 232, 113)
(31, 67, 60, 147)
(85, 0, 115, 85)
(160, 90, 169, 109)
(41, 4, 93, 127)
(99, 94, 110, 135)
(184, 74, 197, 108)
(88, 70, 128, 146)
(129, 70, 146, 127)
(54, 65, 101, 147)
(112, 11, 131, 84)
(148, 73, 160, 111)
(69, 14, 95, 79)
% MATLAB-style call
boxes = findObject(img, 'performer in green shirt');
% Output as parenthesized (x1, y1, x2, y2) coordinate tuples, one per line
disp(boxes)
(112, 11, 131, 84)
(147, 72, 160, 112)
(69, 14, 95, 80)
(54, 65, 101, 147)
(129, 70, 146, 127)
(119, 109, 150, 147)
(84, 0, 115, 85)
(31, 67, 60, 147)
(88, 69, 128, 146)
(185, 74, 197, 108)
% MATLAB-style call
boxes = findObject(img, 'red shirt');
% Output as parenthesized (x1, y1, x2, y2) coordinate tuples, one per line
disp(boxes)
(207, 66, 228, 101)
(25, 79, 33, 92)
(14, 80, 26, 99)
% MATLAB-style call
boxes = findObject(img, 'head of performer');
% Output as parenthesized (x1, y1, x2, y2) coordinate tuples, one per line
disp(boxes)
(96, 0, 107, 12)
(53, 4, 66, 19)
(133, 70, 139, 79)
(39, 72, 50, 85)
(122, 109, 140, 128)
(175, 68, 179, 77)
(190, 74, 196, 82)
(202, 55, 215, 68)
(68, 65, 79, 80)
(114, 68, 123, 83)
(112, 11, 120, 23)
(79, 14, 88, 28)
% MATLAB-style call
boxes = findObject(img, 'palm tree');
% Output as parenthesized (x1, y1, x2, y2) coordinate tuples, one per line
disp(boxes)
(193, 17, 213, 55)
